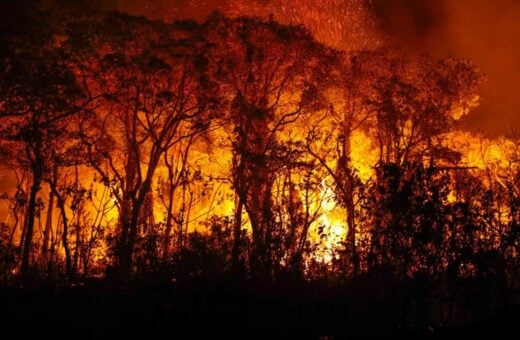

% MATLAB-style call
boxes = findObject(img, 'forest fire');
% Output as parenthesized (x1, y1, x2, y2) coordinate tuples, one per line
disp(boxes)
(1, 0, 520, 337)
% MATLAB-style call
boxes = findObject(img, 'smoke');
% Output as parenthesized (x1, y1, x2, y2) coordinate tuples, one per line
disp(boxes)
(372, 0, 520, 135)
(372, 0, 443, 50)
(105, 0, 520, 134)
(108, 1, 379, 50)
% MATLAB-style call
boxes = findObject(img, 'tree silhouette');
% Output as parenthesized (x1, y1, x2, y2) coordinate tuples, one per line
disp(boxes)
(74, 13, 217, 278)
(0, 1, 93, 277)
(205, 14, 335, 279)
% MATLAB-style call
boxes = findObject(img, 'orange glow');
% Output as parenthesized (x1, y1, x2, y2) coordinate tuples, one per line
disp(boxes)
(1, 2, 508, 280)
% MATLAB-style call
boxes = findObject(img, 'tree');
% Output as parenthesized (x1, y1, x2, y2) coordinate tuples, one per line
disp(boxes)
(77, 14, 217, 278)
(0, 1, 92, 277)
(360, 49, 483, 166)
(205, 13, 335, 279)
(304, 52, 374, 275)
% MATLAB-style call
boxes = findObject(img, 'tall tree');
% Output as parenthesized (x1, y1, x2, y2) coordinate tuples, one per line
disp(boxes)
(77, 15, 216, 278)
(205, 14, 334, 279)
(0, 1, 90, 276)
(359, 49, 483, 166)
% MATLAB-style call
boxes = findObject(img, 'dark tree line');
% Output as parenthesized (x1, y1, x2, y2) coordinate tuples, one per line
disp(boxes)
(6, 1, 520, 303)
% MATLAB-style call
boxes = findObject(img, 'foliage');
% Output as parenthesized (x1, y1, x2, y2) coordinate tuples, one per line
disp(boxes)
(2, 2, 516, 304)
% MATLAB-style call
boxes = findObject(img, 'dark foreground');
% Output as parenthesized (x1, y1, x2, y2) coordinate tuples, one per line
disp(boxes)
(1, 277, 520, 339)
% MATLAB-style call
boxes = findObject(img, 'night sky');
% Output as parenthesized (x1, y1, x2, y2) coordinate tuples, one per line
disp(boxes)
(105, 0, 520, 135)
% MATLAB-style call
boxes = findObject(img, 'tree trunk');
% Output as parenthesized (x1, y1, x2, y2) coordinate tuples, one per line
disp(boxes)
(162, 162, 176, 262)
(126, 205, 140, 276)
(234, 107, 274, 281)
(118, 194, 146, 279)
(341, 123, 358, 275)
(117, 200, 134, 280)
(244, 164, 273, 281)
(21, 167, 42, 277)
(42, 189, 54, 268)
(162, 195, 174, 262)
(231, 195, 243, 278)
(345, 191, 357, 274)
(73, 207, 81, 277)
(73, 166, 81, 277)
(56, 194, 72, 278)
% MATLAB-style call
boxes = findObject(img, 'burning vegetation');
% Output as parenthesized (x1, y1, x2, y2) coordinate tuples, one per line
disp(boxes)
(1, 0, 520, 336)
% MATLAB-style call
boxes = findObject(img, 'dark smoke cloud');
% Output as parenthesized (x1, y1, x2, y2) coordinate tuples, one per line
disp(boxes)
(372, 0, 520, 135)
(105, 0, 520, 135)
(372, 0, 444, 49)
